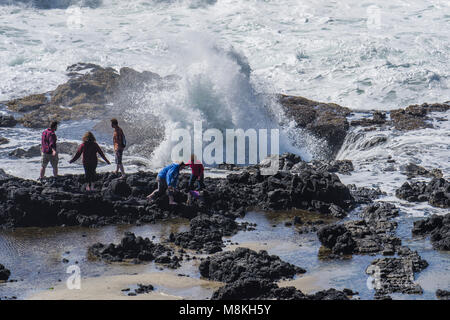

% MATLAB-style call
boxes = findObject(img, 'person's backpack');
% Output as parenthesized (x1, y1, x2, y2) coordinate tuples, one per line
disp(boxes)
(121, 131, 126, 148)
(41, 129, 51, 154)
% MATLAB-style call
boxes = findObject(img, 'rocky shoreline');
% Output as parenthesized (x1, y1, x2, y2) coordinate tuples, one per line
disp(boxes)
(1, 151, 448, 299)
(1, 63, 449, 300)
(1, 62, 449, 158)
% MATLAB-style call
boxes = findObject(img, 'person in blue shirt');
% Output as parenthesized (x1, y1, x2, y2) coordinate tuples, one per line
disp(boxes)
(147, 161, 186, 204)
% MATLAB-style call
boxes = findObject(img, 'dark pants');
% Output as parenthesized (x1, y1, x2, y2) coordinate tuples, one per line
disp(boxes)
(189, 174, 205, 190)
(83, 164, 97, 183)
(156, 177, 168, 195)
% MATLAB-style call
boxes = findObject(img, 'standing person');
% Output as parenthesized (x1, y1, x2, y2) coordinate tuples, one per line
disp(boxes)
(69, 131, 111, 191)
(146, 162, 186, 205)
(111, 118, 126, 177)
(187, 154, 205, 190)
(39, 121, 58, 180)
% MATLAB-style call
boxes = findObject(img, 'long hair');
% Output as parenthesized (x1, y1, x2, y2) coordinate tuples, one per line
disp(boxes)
(82, 131, 96, 143)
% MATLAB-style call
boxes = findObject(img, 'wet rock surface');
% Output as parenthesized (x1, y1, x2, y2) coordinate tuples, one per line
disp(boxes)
(199, 247, 306, 283)
(0, 115, 17, 127)
(278, 94, 351, 157)
(122, 284, 155, 296)
(310, 160, 354, 175)
(211, 278, 352, 300)
(88, 232, 181, 268)
(8, 141, 83, 159)
(0, 137, 9, 145)
(318, 202, 401, 257)
(0, 263, 11, 281)
(348, 185, 387, 204)
(168, 214, 244, 254)
(350, 111, 387, 127)
(396, 178, 450, 208)
(0, 155, 355, 229)
(401, 163, 443, 179)
(390, 103, 449, 131)
(412, 213, 450, 251)
(366, 246, 428, 295)
(436, 289, 450, 300)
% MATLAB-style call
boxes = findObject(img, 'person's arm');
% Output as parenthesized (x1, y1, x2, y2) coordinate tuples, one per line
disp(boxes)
(69, 145, 83, 163)
(96, 143, 111, 164)
(49, 132, 57, 156)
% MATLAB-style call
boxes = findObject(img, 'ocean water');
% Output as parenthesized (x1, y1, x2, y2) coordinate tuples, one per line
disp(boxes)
(0, 0, 449, 109)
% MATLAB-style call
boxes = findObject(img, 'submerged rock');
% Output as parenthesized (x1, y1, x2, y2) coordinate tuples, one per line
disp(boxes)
(412, 213, 450, 251)
(199, 247, 306, 283)
(88, 232, 181, 268)
(396, 178, 450, 208)
(0, 137, 9, 145)
(401, 163, 443, 179)
(0, 264, 11, 281)
(0, 115, 17, 127)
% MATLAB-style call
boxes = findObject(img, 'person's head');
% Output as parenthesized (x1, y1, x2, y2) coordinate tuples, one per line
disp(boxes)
(179, 161, 186, 169)
(110, 118, 118, 128)
(190, 154, 196, 163)
(82, 131, 96, 143)
(50, 121, 58, 131)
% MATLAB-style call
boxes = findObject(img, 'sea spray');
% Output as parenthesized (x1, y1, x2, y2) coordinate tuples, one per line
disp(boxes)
(114, 33, 326, 167)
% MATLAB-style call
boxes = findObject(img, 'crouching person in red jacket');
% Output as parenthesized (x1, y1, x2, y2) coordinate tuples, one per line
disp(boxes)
(69, 131, 111, 191)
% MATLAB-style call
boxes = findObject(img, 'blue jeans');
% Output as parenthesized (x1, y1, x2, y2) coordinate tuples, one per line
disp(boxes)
(189, 174, 205, 190)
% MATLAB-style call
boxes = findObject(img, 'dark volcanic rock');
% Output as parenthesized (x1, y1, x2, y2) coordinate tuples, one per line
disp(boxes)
(317, 225, 356, 255)
(6, 94, 47, 112)
(0, 137, 9, 145)
(366, 247, 428, 295)
(278, 94, 351, 157)
(436, 289, 450, 300)
(348, 184, 387, 204)
(0, 115, 18, 127)
(360, 202, 399, 222)
(412, 213, 450, 251)
(0, 163, 355, 229)
(88, 232, 180, 268)
(211, 278, 281, 300)
(8, 142, 81, 158)
(169, 214, 240, 254)
(318, 202, 401, 257)
(390, 103, 449, 131)
(311, 160, 354, 175)
(211, 277, 351, 300)
(401, 163, 443, 179)
(350, 111, 387, 127)
(396, 178, 450, 208)
(0, 169, 13, 182)
(133, 284, 154, 295)
(9, 145, 41, 158)
(0, 264, 11, 281)
(199, 247, 306, 283)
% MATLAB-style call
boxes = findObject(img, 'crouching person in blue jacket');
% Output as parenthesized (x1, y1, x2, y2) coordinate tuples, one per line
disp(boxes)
(147, 161, 186, 205)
